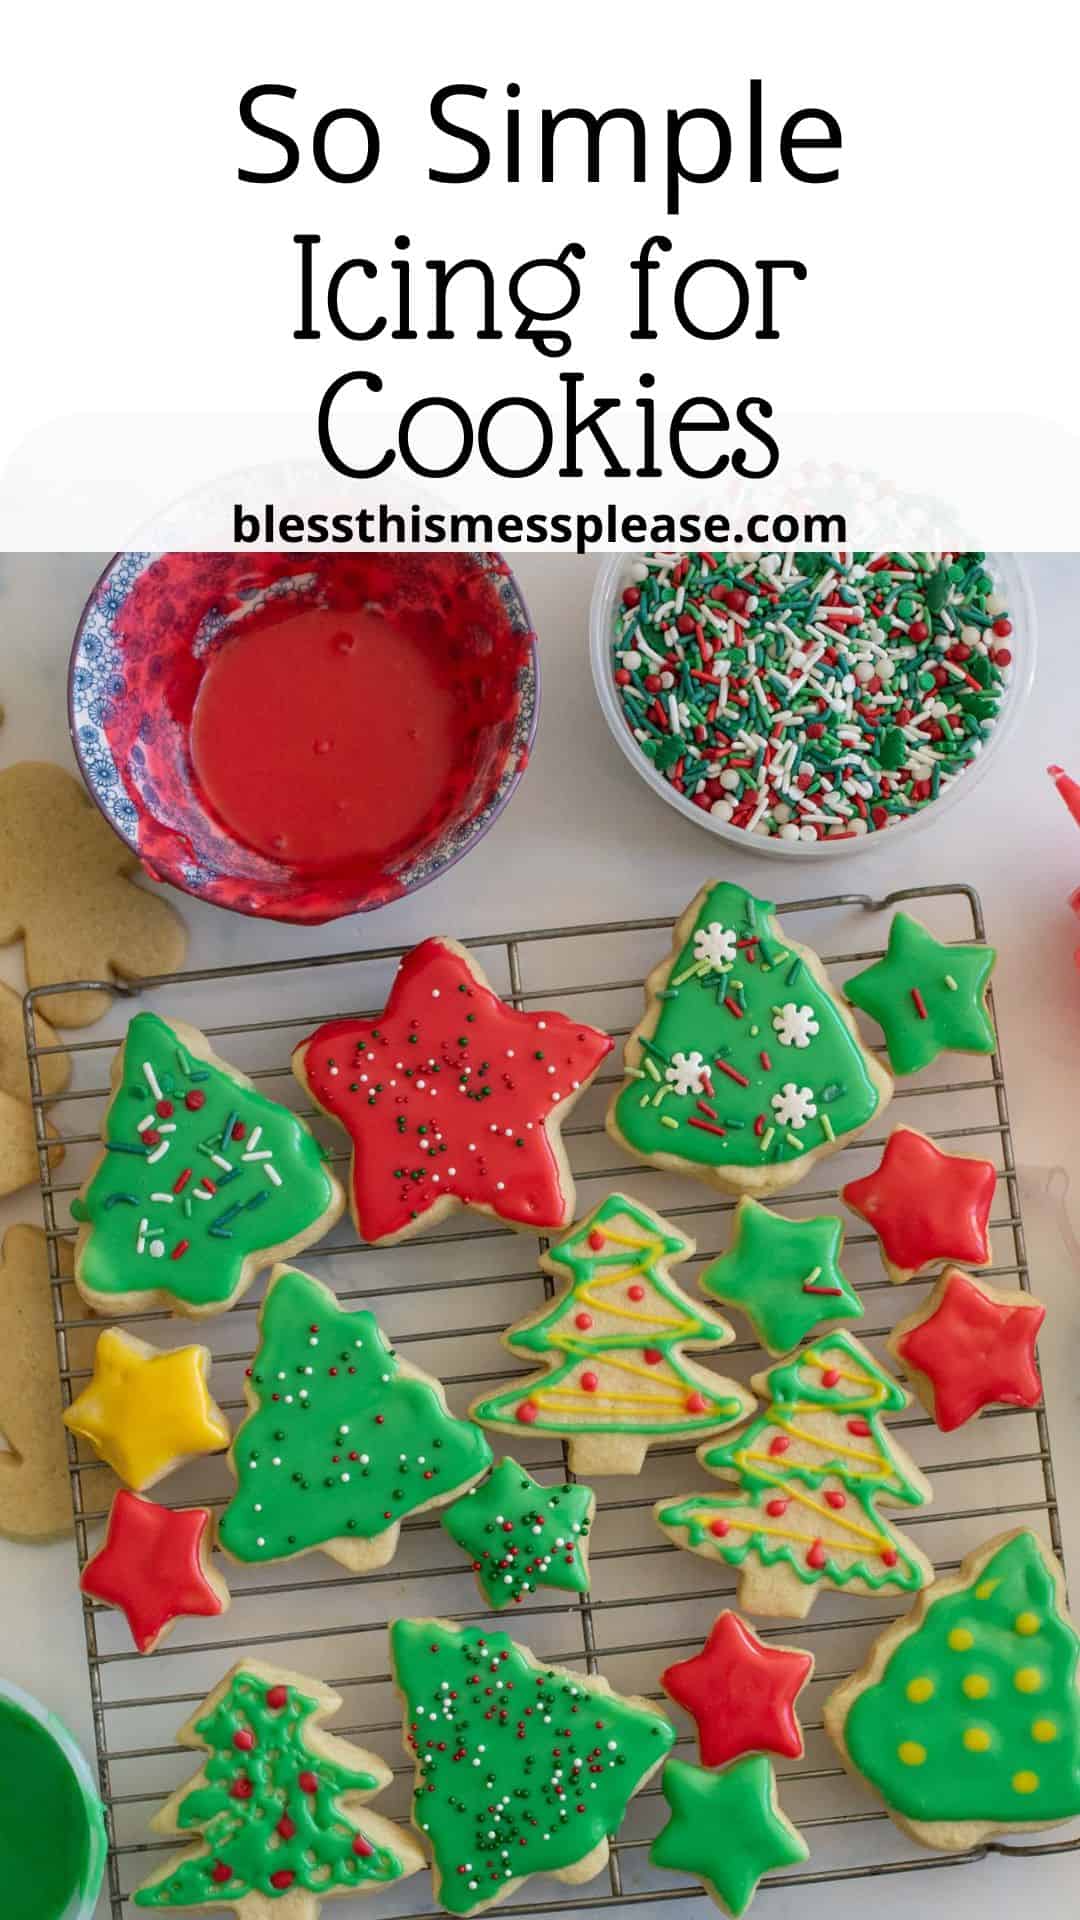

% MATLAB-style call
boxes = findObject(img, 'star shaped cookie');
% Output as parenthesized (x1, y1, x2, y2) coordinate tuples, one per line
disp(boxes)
(842, 1127, 997, 1283)
(889, 1267, 1045, 1431)
(293, 936, 613, 1245)
(662, 1612, 813, 1769)
(441, 1456, 595, 1608)
(844, 913, 996, 1076)
(81, 1491, 229, 1654)
(63, 1327, 230, 1491)
(700, 1199, 862, 1355)
(650, 1756, 809, 1916)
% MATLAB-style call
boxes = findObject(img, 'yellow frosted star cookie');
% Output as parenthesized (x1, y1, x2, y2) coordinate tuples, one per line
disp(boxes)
(63, 1327, 230, 1491)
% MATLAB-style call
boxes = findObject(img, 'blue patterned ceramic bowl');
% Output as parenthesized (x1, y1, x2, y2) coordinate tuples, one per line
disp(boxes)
(69, 552, 538, 923)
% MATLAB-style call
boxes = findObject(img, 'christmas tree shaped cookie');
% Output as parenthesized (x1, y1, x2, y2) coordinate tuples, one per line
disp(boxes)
(390, 1617, 674, 1914)
(607, 882, 892, 1197)
(134, 1658, 423, 1913)
(293, 936, 612, 1246)
(72, 1012, 344, 1318)
(825, 1530, 1080, 1850)
(700, 1198, 863, 1356)
(217, 1265, 491, 1572)
(657, 1333, 933, 1618)
(471, 1192, 754, 1475)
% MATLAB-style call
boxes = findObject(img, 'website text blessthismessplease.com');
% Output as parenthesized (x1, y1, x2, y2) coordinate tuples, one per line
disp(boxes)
(232, 505, 847, 555)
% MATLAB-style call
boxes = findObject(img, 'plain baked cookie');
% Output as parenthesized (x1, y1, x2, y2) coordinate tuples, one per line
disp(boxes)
(133, 1657, 424, 1911)
(0, 1224, 114, 1540)
(824, 1529, 1080, 1851)
(293, 935, 613, 1246)
(606, 881, 892, 1198)
(0, 979, 68, 1195)
(0, 760, 187, 1027)
(71, 1009, 344, 1319)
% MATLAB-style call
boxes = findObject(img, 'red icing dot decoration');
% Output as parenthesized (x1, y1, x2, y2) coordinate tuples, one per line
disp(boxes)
(881, 1547, 898, 1566)
(211, 1862, 232, 1885)
(685, 1392, 707, 1414)
(643, 1348, 662, 1365)
(575, 1312, 593, 1330)
(353, 1833, 374, 1857)
(232, 1729, 255, 1752)
(627, 1284, 646, 1302)
(156, 1099, 174, 1118)
(581, 1372, 599, 1393)
(142, 1128, 162, 1147)
(277, 1814, 296, 1839)
(516, 1400, 540, 1424)
(588, 1229, 606, 1250)
(847, 1418, 871, 1437)
(270, 1869, 296, 1890)
(709, 1517, 730, 1537)
(825, 1490, 847, 1510)
(184, 1089, 206, 1111)
(806, 1540, 827, 1570)
(299, 1770, 319, 1793)
(768, 1435, 791, 1456)
(821, 1368, 840, 1388)
(766, 1498, 789, 1517)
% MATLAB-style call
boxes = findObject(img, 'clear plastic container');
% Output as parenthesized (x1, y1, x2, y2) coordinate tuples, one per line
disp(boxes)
(589, 552, 1036, 859)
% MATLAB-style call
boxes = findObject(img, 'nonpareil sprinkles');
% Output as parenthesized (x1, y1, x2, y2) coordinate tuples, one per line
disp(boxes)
(610, 552, 1014, 840)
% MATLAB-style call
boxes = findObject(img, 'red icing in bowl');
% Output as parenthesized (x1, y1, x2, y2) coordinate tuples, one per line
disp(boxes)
(78, 553, 535, 922)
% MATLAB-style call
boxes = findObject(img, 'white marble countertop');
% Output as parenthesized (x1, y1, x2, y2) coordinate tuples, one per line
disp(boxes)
(2, 552, 1079, 1918)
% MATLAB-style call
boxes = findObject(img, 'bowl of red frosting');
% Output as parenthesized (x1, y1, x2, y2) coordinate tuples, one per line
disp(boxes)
(70, 552, 538, 923)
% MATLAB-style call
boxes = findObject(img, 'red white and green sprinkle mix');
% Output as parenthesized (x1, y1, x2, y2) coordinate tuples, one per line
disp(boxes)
(610, 552, 1014, 841)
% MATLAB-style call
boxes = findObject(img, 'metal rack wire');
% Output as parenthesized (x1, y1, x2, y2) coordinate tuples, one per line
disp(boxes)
(24, 882, 1079, 1917)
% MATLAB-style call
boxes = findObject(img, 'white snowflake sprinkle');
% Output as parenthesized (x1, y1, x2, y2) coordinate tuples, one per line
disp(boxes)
(772, 1002, 821, 1049)
(771, 1082, 818, 1130)
(665, 1049, 708, 1097)
(693, 921, 737, 971)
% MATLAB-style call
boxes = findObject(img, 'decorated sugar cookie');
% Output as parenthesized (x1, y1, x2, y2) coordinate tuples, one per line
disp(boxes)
(390, 1616, 674, 1914)
(81, 1490, 229, 1654)
(441, 1456, 595, 1609)
(650, 1756, 809, 1917)
(656, 1333, 933, 1619)
(888, 1268, 1045, 1432)
(825, 1530, 1080, 1851)
(606, 882, 892, 1198)
(217, 1265, 491, 1572)
(471, 1192, 754, 1476)
(134, 1658, 423, 1911)
(71, 1010, 344, 1318)
(700, 1198, 862, 1356)
(63, 1327, 231, 1491)
(293, 936, 612, 1246)
(661, 1611, 813, 1769)
(844, 912, 997, 1076)
(842, 1126, 997, 1284)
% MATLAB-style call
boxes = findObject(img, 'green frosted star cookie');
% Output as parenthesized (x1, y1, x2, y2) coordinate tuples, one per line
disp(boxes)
(700, 1198, 862, 1356)
(844, 913, 996, 1076)
(441, 1457, 595, 1608)
(650, 1756, 809, 1916)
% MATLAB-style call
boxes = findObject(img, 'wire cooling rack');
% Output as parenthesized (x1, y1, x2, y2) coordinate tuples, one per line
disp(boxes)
(24, 882, 1079, 1919)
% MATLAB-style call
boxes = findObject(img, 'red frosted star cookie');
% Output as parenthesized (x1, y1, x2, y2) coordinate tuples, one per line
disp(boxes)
(80, 1490, 229, 1653)
(661, 1611, 813, 1769)
(293, 937, 613, 1245)
(842, 1126, 997, 1284)
(889, 1267, 1045, 1432)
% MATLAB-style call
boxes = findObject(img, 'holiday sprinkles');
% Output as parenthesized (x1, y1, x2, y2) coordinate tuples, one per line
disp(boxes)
(609, 551, 1015, 840)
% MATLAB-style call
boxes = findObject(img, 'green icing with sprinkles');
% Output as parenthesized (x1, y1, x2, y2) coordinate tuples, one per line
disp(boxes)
(610, 551, 1014, 840)
(391, 1619, 674, 1914)
(612, 882, 885, 1175)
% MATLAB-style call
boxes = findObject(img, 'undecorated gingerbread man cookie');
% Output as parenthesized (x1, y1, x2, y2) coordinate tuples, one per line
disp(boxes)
(0, 979, 67, 1195)
(0, 762, 187, 1027)
(0, 1225, 114, 1540)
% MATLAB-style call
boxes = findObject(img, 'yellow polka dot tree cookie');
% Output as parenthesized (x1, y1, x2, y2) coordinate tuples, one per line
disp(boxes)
(824, 1530, 1080, 1850)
